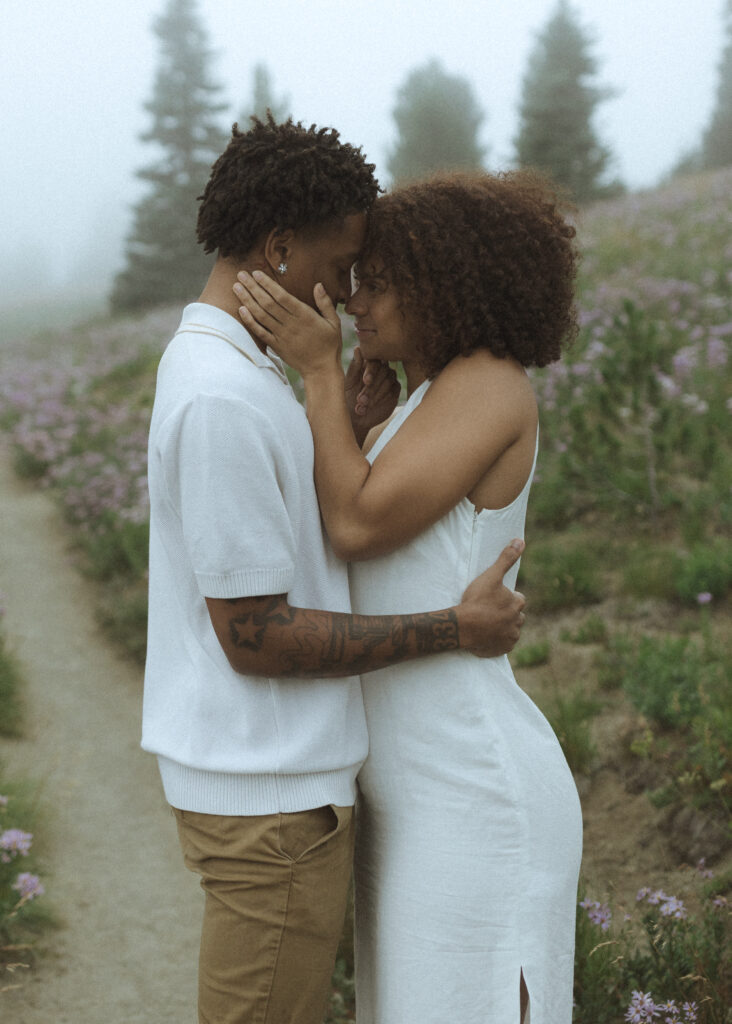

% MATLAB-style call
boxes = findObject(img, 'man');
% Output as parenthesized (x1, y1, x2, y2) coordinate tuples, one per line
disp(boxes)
(142, 115, 526, 1024)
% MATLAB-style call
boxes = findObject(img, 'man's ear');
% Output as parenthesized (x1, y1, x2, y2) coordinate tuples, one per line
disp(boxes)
(263, 227, 295, 276)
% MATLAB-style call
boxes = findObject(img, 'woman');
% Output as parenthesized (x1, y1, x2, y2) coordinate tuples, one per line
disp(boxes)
(234, 170, 584, 1024)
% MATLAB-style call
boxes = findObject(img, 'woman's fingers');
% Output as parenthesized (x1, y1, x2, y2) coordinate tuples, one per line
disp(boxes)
(249, 269, 299, 314)
(313, 283, 341, 331)
(237, 302, 274, 342)
(234, 273, 286, 328)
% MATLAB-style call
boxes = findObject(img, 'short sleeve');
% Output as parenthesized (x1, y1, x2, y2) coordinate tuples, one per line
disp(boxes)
(159, 393, 297, 598)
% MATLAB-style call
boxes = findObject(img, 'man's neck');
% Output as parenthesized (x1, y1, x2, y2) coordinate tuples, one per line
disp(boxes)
(198, 256, 268, 352)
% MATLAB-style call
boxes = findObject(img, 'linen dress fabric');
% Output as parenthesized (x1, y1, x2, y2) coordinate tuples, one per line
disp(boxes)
(350, 380, 583, 1024)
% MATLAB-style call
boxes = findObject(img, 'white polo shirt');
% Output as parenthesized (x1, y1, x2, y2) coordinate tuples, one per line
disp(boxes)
(142, 303, 367, 814)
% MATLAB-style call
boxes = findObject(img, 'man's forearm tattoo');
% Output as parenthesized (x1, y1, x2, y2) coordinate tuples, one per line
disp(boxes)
(224, 596, 459, 676)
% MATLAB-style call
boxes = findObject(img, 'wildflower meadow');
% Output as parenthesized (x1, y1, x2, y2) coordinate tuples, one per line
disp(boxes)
(0, 598, 47, 988)
(0, 169, 730, 1018)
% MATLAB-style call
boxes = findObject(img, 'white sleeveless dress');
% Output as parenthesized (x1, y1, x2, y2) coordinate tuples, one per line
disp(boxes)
(350, 380, 583, 1024)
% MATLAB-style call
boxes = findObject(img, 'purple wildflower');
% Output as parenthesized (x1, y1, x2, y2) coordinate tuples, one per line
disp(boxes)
(646, 889, 669, 905)
(625, 990, 660, 1021)
(659, 896, 687, 919)
(579, 897, 612, 931)
(672, 346, 698, 378)
(695, 857, 714, 879)
(0, 828, 33, 860)
(706, 337, 728, 368)
(696, 592, 712, 605)
(12, 872, 44, 901)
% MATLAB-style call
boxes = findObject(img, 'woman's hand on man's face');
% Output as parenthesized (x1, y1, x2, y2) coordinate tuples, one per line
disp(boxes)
(234, 271, 342, 376)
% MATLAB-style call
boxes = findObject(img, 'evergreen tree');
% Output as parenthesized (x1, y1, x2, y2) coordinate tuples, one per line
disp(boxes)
(238, 64, 290, 126)
(111, 0, 228, 312)
(387, 59, 486, 184)
(514, 0, 621, 202)
(702, 0, 732, 168)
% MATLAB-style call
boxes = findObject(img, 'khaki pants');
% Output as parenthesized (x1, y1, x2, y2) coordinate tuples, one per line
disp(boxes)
(173, 805, 354, 1024)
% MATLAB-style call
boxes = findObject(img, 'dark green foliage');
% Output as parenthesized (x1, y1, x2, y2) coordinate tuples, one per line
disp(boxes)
(546, 688, 600, 774)
(96, 586, 149, 666)
(572, 898, 626, 1023)
(703, 0, 732, 169)
(622, 546, 678, 602)
(110, 0, 229, 312)
(561, 613, 608, 645)
(514, 0, 621, 201)
(387, 59, 486, 184)
(621, 635, 705, 729)
(513, 639, 551, 668)
(0, 634, 24, 738)
(672, 540, 732, 604)
(519, 541, 604, 611)
(79, 518, 150, 582)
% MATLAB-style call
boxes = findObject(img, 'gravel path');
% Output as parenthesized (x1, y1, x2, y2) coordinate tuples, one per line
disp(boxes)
(0, 447, 201, 1023)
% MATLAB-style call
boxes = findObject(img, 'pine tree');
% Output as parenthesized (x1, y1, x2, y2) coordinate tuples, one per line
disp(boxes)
(702, 0, 732, 168)
(111, 0, 228, 312)
(387, 59, 486, 184)
(238, 64, 290, 127)
(514, 0, 621, 202)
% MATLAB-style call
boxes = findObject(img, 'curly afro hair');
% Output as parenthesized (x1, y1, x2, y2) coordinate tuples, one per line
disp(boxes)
(197, 114, 380, 258)
(356, 169, 579, 377)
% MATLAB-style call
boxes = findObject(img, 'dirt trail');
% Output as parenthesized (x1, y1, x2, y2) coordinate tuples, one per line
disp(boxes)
(0, 446, 201, 1023)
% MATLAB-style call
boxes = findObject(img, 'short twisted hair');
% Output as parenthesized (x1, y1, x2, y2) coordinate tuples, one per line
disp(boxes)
(197, 114, 380, 258)
(357, 170, 579, 377)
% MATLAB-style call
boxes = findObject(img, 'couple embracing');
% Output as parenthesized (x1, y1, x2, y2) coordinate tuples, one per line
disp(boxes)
(141, 114, 583, 1024)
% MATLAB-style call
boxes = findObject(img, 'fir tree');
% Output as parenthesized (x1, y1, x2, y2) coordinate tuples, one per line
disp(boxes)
(514, 0, 621, 202)
(238, 64, 290, 127)
(387, 59, 486, 184)
(702, 0, 732, 168)
(111, 0, 228, 312)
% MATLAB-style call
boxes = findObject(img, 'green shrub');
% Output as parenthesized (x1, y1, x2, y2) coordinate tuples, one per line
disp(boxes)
(672, 539, 732, 605)
(594, 634, 632, 691)
(621, 635, 705, 729)
(600, 628, 730, 814)
(622, 545, 678, 601)
(0, 777, 50, 968)
(0, 634, 24, 739)
(546, 688, 601, 775)
(561, 613, 608, 645)
(79, 519, 149, 582)
(96, 585, 148, 665)
(522, 544, 604, 612)
(513, 639, 551, 668)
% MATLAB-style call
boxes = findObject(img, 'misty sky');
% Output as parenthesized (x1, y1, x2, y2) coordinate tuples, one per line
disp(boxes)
(0, 0, 726, 305)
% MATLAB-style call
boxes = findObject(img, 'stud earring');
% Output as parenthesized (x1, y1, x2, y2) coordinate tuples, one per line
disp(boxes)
(278, 263, 288, 275)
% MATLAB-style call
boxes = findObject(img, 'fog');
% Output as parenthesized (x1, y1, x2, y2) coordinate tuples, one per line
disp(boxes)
(0, 0, 725, 329)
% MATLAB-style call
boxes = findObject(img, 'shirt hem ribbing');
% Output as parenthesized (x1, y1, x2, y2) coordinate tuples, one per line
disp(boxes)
(158, 756, 359, 815)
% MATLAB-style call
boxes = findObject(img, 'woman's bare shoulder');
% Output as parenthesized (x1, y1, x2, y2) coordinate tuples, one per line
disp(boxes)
(424, 349, 536, 413)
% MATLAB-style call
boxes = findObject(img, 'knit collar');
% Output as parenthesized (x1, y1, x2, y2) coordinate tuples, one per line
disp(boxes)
(178, 303, 290, 384)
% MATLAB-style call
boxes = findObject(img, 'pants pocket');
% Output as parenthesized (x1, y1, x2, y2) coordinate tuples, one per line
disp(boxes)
(277, 804, 349, 863)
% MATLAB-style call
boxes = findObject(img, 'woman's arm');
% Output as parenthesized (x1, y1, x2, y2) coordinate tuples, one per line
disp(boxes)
(235, 272, 536, 561)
